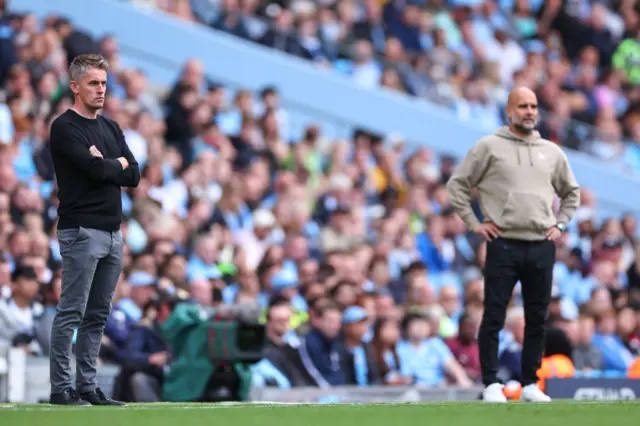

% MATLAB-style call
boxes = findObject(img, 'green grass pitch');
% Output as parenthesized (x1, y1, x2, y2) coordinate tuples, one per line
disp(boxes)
(2, 401, 639, 426)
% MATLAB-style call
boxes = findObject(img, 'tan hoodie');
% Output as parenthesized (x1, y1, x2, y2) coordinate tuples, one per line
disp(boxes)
(446, 126, 580, 241)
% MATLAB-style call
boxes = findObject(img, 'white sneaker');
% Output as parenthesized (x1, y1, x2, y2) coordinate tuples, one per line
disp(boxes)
(482, 383, 508, 403)
(520, 384, 551, 402)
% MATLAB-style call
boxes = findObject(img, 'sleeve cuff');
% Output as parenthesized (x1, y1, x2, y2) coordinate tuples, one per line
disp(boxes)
(462, 212, 481, 231)
(103, 158, 123, 179)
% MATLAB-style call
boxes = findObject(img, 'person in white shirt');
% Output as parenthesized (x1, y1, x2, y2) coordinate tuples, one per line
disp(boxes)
(233, 208, 283, 270)
(0, 266, 44, 353)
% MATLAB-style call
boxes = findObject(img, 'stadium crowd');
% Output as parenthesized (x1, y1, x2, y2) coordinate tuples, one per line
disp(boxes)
(128, 0, 640, 176)
(1, 1, 640, 402)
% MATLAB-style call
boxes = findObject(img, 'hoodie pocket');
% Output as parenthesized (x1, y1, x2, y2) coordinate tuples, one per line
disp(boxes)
(498, 192, 555, 231)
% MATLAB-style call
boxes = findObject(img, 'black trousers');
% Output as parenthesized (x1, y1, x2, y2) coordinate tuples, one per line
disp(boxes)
(478, 237, 555, 387)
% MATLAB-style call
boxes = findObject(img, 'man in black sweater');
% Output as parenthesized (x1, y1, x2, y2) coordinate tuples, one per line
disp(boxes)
(48, 54, 140, 406)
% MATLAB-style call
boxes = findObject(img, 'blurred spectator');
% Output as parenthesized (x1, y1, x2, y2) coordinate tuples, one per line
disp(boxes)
(341, 305, 381, 386)
(118, 292, 173, 402)
(34, 273, 61, 356)
(446, 311, 481, 383)
(298, 300, 346, 386)
(0, 265, 43, 353)
(252, 296, 316, 387)
(161, 0, 640, 171)
(591, 309, 635, 373)
(370, 316, 410, 385)
(396, 313, 472, 387)
(572, 313, 603, 373)
(53, 17, 99, 68)
(498, 307, 525, 383)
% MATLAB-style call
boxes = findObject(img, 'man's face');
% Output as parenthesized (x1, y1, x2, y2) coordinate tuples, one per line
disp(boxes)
(407, 318, 430, 341)
(375, 294, 395, 316)
(14, 277, 40, 300)
(345, 320, 367, 341)
(578, 317, 595, 345)
(166, 255, 186, 282)
(267, 304, 292, 338)
(131, 285, 155, 307)
(0, 261, 10, 284)
(319, 309, 342, 339)
(459, 317, 478, 342)
(10, 231, 30, 257)
(298, 260, 318, 285)
(189, 279, 212, 307)
(71, 68, 107, 112)
(264, 93, 278, 109)
(285, 236, 308, 262)
(507, 90, 539, 133)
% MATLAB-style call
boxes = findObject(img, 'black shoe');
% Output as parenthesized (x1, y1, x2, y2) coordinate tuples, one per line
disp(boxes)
(49, 388, 92, 406)
(80, 387, 126, 406)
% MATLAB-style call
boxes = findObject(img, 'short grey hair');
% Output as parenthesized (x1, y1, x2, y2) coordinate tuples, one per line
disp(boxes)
(69, 54, 109, 82)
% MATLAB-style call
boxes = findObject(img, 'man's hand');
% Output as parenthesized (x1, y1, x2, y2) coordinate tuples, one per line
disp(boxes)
(117, 157, 129, 170)
(473, 223, 501, 241)
(148, 351, 169, 366)
(89, 145, 103, 158)
(458, 376, 474, 388)
(545, 226, 562, 241)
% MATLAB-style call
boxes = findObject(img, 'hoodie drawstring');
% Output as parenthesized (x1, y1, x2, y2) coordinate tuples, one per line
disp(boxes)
(515, 142, 534, 166)
(497, 126, 539, 167)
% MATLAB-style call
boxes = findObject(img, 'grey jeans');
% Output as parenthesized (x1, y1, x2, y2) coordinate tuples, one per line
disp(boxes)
(50, 226, 123, 395)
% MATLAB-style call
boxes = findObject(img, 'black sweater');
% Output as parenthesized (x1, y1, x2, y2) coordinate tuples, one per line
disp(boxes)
(49, 109, 140, 231)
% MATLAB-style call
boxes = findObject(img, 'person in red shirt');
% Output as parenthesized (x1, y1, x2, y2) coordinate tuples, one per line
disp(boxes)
(446, 312, 481, 383)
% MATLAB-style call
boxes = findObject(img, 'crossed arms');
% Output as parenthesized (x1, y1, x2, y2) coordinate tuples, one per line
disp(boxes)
(50, 120, 140, 187)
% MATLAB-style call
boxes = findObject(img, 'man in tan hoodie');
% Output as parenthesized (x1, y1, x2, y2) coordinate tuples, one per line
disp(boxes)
(446, 87, 580, 403)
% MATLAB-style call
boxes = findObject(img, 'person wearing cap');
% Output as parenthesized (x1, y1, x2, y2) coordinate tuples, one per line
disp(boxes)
(320, 203, 363, 253)
(341, 306, 381, 386)
(258, 268, 309, 331)
(447, 87, 580, 403)
(233, 208, 280, 271)
(0, 266, 44, 353)
(313, 173, 353, 226)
